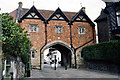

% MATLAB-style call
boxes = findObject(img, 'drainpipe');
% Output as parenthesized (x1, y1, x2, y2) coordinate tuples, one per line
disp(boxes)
(44, 20, 48, 45)
(74, 49, 77, 69)
(40, 20, 48, 70)
(68, 22, 73, 48)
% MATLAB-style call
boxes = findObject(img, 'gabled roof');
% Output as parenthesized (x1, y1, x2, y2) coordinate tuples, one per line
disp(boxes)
(71, 9, 95, 27)
(47, 7, 69, 22)
(10, 6, 94, 26)
(9, 9, 17, 22)
(94, 9, 107, 22)
(10, 8, 76, 22)
(19, 5, 45, 22)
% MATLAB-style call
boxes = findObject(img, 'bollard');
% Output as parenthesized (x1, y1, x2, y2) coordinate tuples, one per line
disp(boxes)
(2, 75, 4, 80)
(65, 63, 67, 70)
(27, 69, 30, 77)
(10, 72, 13, 80)
(27, 62, 30, 77)
(54, 55, 56, 70)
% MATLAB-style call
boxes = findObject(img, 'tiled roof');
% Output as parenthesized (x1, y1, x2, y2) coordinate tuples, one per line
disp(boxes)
(9, 8, 77, 21)
(9, 9, 17, 22)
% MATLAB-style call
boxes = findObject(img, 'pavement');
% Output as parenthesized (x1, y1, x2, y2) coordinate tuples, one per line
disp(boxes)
(30, 64, 119, 78)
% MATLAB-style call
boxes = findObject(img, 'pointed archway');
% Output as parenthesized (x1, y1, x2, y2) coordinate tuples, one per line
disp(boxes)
(41, 41, 73, 69)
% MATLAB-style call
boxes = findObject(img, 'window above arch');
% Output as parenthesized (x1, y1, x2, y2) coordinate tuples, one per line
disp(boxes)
(29, 24, 39, 32)
(54, 25, 64, 34)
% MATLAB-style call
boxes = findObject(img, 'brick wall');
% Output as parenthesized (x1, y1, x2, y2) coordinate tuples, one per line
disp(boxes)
(47, 20, 70, 45)
(72, 22, 94, 48)
(20, 19, 95, 66)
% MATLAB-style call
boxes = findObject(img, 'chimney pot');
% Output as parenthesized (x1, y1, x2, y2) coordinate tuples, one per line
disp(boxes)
(18, 2, 23, 8)
(81, 7, 86, 12)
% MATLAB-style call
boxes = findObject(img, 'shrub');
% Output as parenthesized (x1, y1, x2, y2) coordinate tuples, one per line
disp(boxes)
(81, 40, 120, 64)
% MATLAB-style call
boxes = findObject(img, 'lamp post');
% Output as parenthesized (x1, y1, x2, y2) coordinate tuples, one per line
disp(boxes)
(27, 32, 30, 77)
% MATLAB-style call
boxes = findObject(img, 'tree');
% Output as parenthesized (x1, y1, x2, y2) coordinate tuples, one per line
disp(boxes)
(1, 13, 32, 64)
(0, 11, 2, 80)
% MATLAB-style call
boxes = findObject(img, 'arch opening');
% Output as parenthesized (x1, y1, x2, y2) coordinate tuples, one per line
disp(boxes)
(42, 41, 73, 69)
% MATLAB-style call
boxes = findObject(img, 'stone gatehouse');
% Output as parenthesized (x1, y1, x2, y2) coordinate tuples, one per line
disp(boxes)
(10, 2, 96, 69)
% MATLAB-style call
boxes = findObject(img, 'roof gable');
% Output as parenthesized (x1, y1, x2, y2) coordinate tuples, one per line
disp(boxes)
(71, 9, 95, 27)
(19, 5, 45, 22)
(48, 7, 69, 22)
(94, 9, 107, 22)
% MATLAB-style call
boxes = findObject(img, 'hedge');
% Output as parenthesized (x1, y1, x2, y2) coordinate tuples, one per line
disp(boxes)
(81, 40, 120, 64)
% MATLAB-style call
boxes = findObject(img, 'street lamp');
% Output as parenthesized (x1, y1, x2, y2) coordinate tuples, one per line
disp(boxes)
(27, 32, 30, 77)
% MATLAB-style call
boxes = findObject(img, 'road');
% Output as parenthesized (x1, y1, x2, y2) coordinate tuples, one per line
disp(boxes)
(30, 64, 119, 78)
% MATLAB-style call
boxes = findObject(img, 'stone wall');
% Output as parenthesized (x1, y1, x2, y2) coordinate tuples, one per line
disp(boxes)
(3, 57, 25, 79)
(84, 60, 119, 73)
(15, 61, 25, 78)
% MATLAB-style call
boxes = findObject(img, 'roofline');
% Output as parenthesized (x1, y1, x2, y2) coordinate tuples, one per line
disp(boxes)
(9, 6, 94, 27)
(19, 5, 45, 23)
(71, 9, 95, 27)
(94, 17, 107, 22)
(47, 7, 69, 22)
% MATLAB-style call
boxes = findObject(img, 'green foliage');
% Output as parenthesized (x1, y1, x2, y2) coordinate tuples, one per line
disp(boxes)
(21, 53, 29, 64)
(1, 13, 32, 64)
(24, 73, 27, 77)
(81, 40, 120, 64)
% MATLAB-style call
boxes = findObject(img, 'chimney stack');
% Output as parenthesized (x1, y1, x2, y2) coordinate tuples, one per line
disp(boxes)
(18, 2, 23, 10)
(81, 7, 86, 13)
(16, 2, 23, 23)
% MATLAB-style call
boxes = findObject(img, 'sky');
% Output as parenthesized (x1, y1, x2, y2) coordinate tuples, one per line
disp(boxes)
(0, 0, 106, 21)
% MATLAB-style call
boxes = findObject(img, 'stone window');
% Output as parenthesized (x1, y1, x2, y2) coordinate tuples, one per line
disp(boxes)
(116, 10, 120, 26)
(77, 27, 85, 34)
(54, 25, 64, 33)
(31, 48, 37, 59)
(31, 51, 35, 58)
(29, 24, 38, 32)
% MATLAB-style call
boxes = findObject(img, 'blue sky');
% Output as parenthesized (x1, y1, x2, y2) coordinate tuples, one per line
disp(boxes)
(0, 0, 106, 21)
